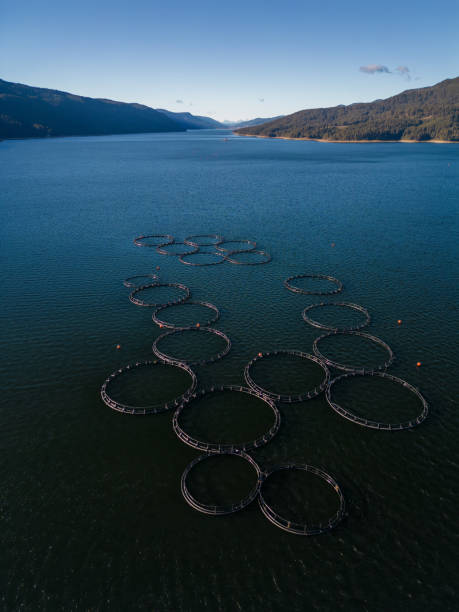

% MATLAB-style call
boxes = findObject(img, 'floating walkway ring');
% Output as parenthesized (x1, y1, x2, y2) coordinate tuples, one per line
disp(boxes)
(181, 449, 262, 515)
(134, 234, 174, 247)
(326, 371, 429, 430)
(258, 464, 346, 535)
(129, 282, 190, 307)
(156, 242, 199, 257)
(173, 385, 280, 452)
(178, 251, 225, 266)
(123, 274, 159, 288)
(215, 238, 257, 253)
(183, 234, 223, 247)
(284, 274, 343, 295)
(222, 250, 272, 265)
(244, 350, 330, 403)
(302, 302, 371, 332)
(152, 326, 231, 366)
(152, 300, 220, 329)
(100, 359, 197, 415)
(313, 330, 394, 373)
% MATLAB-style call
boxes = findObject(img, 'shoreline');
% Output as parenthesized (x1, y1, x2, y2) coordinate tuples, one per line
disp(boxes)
(234, 133, 457, 144)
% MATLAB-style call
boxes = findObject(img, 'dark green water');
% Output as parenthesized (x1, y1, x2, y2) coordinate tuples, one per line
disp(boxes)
(1, 130, 458, 611)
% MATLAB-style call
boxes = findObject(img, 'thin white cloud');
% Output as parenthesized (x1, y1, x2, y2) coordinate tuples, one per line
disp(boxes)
(360, 64, 391, 74)
(396, 66, 411, 80)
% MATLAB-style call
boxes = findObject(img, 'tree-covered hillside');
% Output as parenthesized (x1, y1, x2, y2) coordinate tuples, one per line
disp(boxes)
(0, 79, 184, 139)
(236, 78, 459, 141)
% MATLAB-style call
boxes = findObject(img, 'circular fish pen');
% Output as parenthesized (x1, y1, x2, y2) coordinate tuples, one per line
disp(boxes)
(326, 371, 429, 430)
(284, 274, 343, 295)
(181, 450, 262, 515)
(100, 359, 197, 415)
(152, 300, 220, 329)
(184, 234, 223, 246)
(129, 282, 191, 307)
(134, 234, 174, 247)
(123, 274, 159, 288)
(178, 251, 225, 266)
(222, 250, 272, 265)
(156, 242, 199, 256)
(152, 326, 231, 366)
(244, 350, 330, 402)
(302, 302, 371, 332)
(313, 330, 394, 373)
(215, 238, 257, 253)
(173, 385, 281, 452)
(258, 464, 346, 535)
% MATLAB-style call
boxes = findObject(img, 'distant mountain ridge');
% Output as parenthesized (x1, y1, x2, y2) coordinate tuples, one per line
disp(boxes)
(155, 109, 224, 129)
(224, 116, 284, 128)
(236, 78, 459, 142)
(0, 79, 185, 139)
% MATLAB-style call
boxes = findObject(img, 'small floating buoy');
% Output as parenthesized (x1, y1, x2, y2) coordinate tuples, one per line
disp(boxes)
(258, 352, 263, 357)
(397, 319, 402, 325)
(416, 362, 422, 367)
(156, 266, 160, 270)
(196, 322, 200, 327)
(116, 344, 121, 350)
(331, 242, 335, 248)
(159, 324, 163, 328)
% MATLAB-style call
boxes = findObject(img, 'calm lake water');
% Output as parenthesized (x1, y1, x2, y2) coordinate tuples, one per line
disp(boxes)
(1, 130, 458, 611)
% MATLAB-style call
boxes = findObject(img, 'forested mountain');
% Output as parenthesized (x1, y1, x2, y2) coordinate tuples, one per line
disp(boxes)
(224, 116, 284, 128)
(155, 109, 223, 129)
(236, 78, 459, 141)
(0, 79, 184, 139)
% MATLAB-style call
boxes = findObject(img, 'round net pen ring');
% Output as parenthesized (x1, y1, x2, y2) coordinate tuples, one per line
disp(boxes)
(215, 238, 257, 253)
(284, 274, 343, 295)
(302, 302, 371, 332)
(326, 371, 429, 430)
(178, 251, 225, 266)
(181, 449, 262, 515)
(172, 385, 281, 452)
(183, 234, 223, 247)
(100, 359, 197, 415)
(123, 274, 159, 288)
(222, 250, 272, 265)
(156, 242, 199, 257)
(134, 234, 174, 247)
(312, 330, 394, 373)
(244, 350, 330, 402)
(152, 326, 231, 366)
(258, 464, 346, 535)
(152, 300, 220, 329)
(129, 282, 190, 307)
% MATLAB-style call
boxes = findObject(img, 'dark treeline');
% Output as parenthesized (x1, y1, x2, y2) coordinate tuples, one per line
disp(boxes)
(237, 77, 459, 141)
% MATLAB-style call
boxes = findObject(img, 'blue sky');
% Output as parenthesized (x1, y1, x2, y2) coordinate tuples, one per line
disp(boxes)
(1, 0, 458, 121)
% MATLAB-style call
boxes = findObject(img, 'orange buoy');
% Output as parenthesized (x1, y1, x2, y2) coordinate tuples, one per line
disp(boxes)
(258, 352, 263, 357)
(196, 322, 200, 327)
(397, 319, 402, 325)
(159, 324, 163, 328)
(416, 362, 422, 367)
(116, 344, 121, 349)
